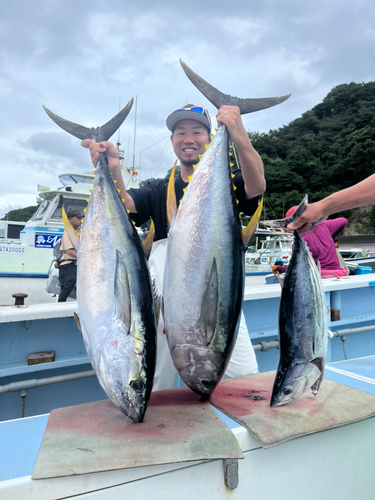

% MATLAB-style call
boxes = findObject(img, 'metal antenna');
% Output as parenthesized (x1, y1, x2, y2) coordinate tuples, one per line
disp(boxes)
(132, 96, 137, 172)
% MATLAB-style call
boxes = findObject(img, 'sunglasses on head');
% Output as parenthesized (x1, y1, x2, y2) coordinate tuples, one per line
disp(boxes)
(174, 106, 205, 114)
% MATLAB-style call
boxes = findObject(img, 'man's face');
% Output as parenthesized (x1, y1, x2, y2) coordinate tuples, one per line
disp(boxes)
(69, 216, 82, 230)
(170, 119, 211, 167)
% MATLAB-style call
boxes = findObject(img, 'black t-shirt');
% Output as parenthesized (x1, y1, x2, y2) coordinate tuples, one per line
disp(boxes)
(127, 169, 259, 242)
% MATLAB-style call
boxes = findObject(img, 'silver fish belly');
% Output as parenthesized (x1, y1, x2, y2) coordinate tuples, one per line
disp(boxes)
(78, 156, 156, 422)
(270, 230, 328, 407)
(163, 126, 245, 399)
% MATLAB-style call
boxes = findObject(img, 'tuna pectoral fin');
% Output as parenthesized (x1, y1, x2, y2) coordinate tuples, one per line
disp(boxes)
(113, 250, 131, 332)
(142, 219, 155, 259)
(152, 277, 161, 325)
(242, 197, 263, 248)
(180, 60, 291, 114)
(62, 207, 79, 252)
(299, 362, 322, 396)
(195, 258, 218, 344)
(166, 161, 178, 228)
(310, 357, 325, 395)
(74, 313, 82, 336)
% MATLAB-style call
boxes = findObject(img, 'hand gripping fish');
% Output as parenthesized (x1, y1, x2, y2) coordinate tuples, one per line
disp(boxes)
(270, 230, 328, 407)
(163, 61, 290, 399)
(44, 102, 157, 422)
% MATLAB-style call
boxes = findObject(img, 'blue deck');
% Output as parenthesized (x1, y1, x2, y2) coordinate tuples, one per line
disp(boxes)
(1, 355, 375, 483)
(1, 276, 375, 422)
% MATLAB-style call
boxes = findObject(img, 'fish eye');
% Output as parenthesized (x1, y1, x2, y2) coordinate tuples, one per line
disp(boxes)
(283, 388, 293, 396)
(131, 380, 145, 393)
(202, 379, 216, 389)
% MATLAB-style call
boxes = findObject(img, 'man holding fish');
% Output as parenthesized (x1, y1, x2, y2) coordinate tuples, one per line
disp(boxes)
(82, 104, 264, 391)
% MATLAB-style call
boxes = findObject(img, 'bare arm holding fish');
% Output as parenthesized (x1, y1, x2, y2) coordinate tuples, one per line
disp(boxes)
(81, 139, 137, 213)
(288, 174, 375, 233)
(217, 106, 265, 199)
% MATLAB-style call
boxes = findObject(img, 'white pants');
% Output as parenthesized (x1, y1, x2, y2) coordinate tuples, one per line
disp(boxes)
(150, 239, 258, 391)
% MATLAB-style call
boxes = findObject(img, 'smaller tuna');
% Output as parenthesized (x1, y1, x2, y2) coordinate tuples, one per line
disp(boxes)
(270, 230, 328, 407)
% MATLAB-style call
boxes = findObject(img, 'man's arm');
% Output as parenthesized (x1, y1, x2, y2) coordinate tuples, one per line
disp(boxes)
(288, 174, 375, 233)
(66, 249, 77, 259)
(216, 106, 266, 199)
(81, 140, 137, 213)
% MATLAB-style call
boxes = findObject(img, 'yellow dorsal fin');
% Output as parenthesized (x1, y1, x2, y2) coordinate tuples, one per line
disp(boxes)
(231, 173, 235, 179)
(229, 152, 233, 156)
(62, 207, 79, 252)
(89, 189, 92, 193)
(236, 199, 239, 204)
(193, 164, 198, 170)
(126, 209, 130, 214)
(198, 154, 203, 160)
(230, 163, 234, 167)
(183, 187, 187, 193)
(91, 180, 94, 183)
(132, 221, 136, 226)
(215, 128, 218, 133)
(121, 198, 125, 203)
(187, 175, 193, 182)
(142, 219, 155, 260)
(204, 144, 210, 150)
(83, 207, 87, 213)
(117, 188, 121, 193)
(233, 185, 237, 191)
(113, 179, 117, 184)
(93, 170, 96, 175)
(86, 198, 90, 203)
(242, 198, 263, 248)
(166, 160, 178, 228)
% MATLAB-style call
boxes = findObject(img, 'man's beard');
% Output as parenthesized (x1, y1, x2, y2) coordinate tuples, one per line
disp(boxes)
(180, 158, 198, 168)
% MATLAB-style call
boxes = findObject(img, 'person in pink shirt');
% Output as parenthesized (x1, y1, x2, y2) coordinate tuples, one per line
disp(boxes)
(278, 206, 348, 278)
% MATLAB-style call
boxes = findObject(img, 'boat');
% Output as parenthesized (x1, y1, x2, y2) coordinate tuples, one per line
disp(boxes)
(245, 230, 293, 275)
(1, 273, 375, 497)
(0, 146, 140, 306)
(0, 220, 26, 244)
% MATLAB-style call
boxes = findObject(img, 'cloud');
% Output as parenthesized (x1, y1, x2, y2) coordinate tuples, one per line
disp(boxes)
(0, 0, 374, 210)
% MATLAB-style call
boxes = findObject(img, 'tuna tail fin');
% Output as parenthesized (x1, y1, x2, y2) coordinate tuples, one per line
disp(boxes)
(62, 207, 80, 252)
(166, 160, 178, 228)
(43, 98, 134, 142)
(262, 194, 308, 228)
(180, 60, 291, 114)
(113, 250, 131, 333)
(242, 197, 263, 248)
(142, 219, 155, 260)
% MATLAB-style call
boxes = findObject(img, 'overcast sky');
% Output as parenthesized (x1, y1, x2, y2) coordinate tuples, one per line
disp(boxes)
(1, 0, 374, 218)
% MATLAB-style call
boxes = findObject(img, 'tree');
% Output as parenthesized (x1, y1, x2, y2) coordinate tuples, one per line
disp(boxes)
(1, 206, 38, 221)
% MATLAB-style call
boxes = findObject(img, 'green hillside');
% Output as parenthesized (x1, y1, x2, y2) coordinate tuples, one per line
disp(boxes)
(249, 81, 375, 231)
(1, 205, 38, 222)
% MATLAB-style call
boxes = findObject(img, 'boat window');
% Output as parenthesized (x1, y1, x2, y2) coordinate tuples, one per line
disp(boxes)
(51, 199, 88, 219)
(7, 224, 25, 239)
(33, 200, 50, 219)
(59, 175, 93, 186)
